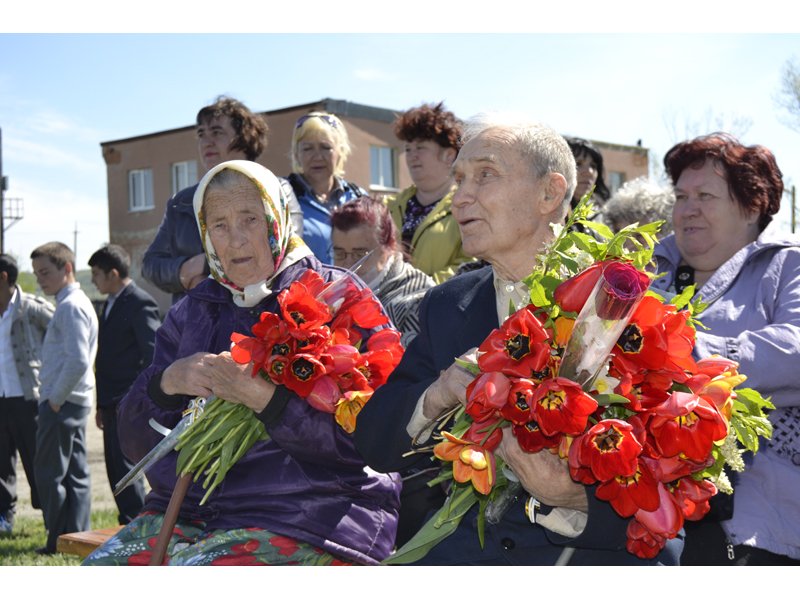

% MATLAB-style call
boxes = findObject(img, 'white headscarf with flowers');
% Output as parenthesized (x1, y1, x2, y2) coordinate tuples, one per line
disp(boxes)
(194, 160, 313, 307)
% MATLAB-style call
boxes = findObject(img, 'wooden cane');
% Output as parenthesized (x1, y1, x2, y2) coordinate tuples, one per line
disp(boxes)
(149, 473, 192, 566)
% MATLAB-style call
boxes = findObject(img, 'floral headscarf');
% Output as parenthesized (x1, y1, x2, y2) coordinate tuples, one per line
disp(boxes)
(194, 160, 312, 307)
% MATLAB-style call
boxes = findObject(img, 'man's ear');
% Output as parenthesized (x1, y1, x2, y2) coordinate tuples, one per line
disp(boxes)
(540, 173, 568, 214)
(64, 261, 74, 276)
(442, 147, 457, 166)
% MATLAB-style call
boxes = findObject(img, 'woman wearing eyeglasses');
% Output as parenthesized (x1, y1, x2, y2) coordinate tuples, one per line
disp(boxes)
(331, 196, 435, 347)
(288, 112, 367, 264)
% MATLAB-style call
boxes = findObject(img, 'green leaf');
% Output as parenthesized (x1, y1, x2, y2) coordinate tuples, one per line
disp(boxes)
(594, 393, 631, 406)
(454, 357, 481, 376)
(579, 219, 614, 240)
(528, 280, 550, 307)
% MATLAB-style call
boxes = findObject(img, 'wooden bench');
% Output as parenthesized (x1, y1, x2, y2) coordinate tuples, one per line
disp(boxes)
(56, 526, 124, 557)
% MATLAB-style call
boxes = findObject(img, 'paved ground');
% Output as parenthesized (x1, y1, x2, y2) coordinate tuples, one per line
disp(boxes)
(15, 415, 119, 521)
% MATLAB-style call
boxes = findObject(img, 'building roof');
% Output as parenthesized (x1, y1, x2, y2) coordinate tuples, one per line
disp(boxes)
(99, 98, 402, 148)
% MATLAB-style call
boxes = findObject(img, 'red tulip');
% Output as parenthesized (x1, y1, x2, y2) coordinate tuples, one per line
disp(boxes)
(477, 306, 551, 378)
(554, 261, 605, 314)
(648, 391, 728, 462)
(569, 419, 642, 483)
(513, 420, 561, 453)
(531, 377, 598, 437)
(501, 378, 537, 425)
(465, 372, 512, 422)
(596, 458, 660, 517)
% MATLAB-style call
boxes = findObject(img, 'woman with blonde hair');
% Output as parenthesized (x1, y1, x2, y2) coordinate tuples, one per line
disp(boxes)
(287, 112, 366, 263)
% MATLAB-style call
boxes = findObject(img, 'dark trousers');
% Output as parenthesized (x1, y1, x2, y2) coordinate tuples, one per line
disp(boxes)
(99, 405, 144, 524)
(34, 402, 91, 551)
(682, 519, 800, 565)
(0, 396, 40, 523)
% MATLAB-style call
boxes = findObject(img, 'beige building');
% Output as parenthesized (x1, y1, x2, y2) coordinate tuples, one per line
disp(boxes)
(100, 98, 648, 313)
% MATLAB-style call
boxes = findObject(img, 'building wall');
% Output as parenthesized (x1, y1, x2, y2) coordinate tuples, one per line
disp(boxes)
(101, 99, 648, 314)
(101, 100, 413, 313)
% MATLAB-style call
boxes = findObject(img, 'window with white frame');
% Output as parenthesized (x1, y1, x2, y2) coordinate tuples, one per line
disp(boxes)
(128, 169, 154, 212)
(370, 146, 396, 189)
(171, 160, 198, 195)
(608, 171, 626, 195)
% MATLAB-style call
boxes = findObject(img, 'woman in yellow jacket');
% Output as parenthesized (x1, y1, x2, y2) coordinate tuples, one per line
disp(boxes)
(386, 102, 472, 283)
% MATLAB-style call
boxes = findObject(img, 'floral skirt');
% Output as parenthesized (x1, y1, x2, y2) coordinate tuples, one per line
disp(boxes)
(82, 511, 350, 566)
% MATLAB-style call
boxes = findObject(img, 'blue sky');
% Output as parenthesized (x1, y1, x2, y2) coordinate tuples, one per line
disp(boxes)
(1, 31, 799, 271)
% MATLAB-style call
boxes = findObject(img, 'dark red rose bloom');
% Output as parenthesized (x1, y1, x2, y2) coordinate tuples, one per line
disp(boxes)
(530, 377, 598, 437)
(513, 420, 561, 453)
(478, 306, 551, 378)
(465, 372, 512, 422)
(593, 261, 651, 320)
(569, 419, 642, 483)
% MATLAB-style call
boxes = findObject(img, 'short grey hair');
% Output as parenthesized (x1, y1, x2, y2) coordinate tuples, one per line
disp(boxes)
(462, 112, 577, 205)
(602, 176, 675, 235)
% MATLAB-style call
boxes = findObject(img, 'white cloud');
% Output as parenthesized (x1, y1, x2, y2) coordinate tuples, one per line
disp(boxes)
(5, 136, 103, 173)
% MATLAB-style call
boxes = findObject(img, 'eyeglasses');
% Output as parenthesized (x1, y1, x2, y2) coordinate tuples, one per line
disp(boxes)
(295, 113, 339, 131)
(332, 248, 371, 262)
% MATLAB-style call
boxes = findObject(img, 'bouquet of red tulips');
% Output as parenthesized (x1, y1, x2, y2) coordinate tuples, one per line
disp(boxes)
(389, 198, 772, 562)
(176, 269, 404, 504)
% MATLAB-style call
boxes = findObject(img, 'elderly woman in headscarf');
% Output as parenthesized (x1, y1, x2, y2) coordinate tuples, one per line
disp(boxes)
(83, 160, 400, 566)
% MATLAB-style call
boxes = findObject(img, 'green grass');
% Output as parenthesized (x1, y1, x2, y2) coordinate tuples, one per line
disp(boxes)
(0, 509, 118, 566)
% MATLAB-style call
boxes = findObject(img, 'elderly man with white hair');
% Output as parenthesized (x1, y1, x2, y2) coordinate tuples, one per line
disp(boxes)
(354, 114, 683, 565)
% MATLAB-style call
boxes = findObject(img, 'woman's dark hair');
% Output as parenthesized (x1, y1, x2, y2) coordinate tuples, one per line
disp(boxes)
(196, 96, 268, 160)
(393, 102, 462, 151)
(567, 137, 611, 205)
(331, 196, 398, 251)
(664, 132, 783, 231)
(88, 244, 131, 279)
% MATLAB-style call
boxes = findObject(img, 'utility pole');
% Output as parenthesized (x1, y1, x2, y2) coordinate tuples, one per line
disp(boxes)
(1, 126, 5, 254)
(73, 221, 79, 266)
(792, 185, 797, 234)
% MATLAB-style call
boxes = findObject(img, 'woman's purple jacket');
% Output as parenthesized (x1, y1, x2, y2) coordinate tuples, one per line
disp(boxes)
(118, 257, 401, 564)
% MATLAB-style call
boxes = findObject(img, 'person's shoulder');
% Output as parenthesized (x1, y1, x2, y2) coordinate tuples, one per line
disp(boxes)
(168, 183, 198, 207)
(127, 281, 159, 306)
(20, 290, 54, 310)
(426, 264, 492, 300)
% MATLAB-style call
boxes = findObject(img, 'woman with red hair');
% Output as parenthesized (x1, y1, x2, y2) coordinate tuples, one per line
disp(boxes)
(651, 132, 800, 565)
(331, 196, 435, 346)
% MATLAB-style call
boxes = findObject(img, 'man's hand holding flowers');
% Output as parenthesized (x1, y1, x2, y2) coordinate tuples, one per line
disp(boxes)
(422, 348, 479, 420)
(497, 432, 588, 512)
